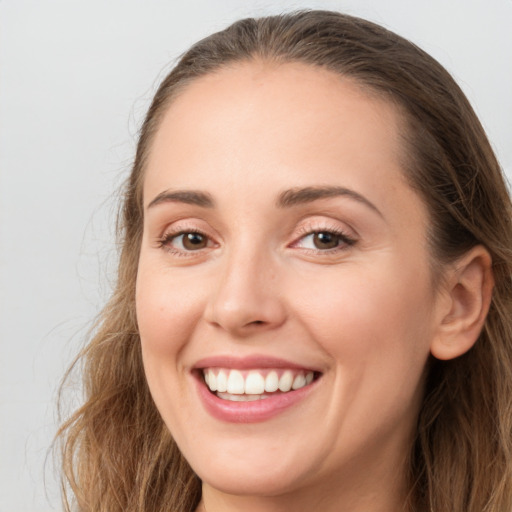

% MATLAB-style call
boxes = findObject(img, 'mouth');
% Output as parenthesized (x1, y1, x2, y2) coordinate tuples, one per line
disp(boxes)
(193, 356, 322, 422)
(202, 368, 318, 402)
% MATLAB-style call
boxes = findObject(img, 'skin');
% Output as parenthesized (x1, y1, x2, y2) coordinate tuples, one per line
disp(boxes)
(135, 61, 489, 512)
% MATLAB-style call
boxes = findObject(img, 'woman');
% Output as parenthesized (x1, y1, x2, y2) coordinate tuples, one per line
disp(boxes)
(58, 10, 512, 512)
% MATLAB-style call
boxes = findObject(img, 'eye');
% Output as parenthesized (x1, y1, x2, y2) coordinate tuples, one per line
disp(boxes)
(160, 231, 212, 253)
(179, 232, 208, 250)
(307, 232, 340, 250)
(294, 229, 355, 251)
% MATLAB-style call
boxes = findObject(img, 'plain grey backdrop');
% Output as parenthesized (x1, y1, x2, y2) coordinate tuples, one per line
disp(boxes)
(1, 0, 511, 510)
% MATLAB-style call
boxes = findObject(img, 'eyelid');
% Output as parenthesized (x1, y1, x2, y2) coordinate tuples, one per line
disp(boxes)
(154, 217, 357, 257)
(158, 218, 217, 240)
(156, 219, 220, 256)
(293, 217, 357, 239)
(289, 219, 358, 252)
(292, 230, 355, 251)
(158, 231, 217, 258)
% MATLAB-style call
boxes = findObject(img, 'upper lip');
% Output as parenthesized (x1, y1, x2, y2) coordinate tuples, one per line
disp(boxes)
(193, 354, 322, 372)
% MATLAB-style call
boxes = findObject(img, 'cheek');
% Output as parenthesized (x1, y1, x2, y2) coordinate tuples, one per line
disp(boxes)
(293, 261, 434, 381)
(136, 265, 204, 368)
(135, 264, 208, 431)
(271, 259, 436, 465)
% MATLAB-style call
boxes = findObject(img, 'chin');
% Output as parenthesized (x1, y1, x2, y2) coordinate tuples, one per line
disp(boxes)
(197, 464, 305, 498)
(180, 433, 326, 499)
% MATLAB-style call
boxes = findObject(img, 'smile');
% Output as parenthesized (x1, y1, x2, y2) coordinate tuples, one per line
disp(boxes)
(193, 357, 321, 422)
(203, 368, 315, 401)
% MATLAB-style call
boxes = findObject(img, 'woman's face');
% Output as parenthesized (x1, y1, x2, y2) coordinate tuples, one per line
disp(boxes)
(136, 62, 445, 503)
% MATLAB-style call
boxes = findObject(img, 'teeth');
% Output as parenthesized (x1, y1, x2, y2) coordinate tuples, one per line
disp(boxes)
(227, 370, 245, 394)
(278, 370, 293, 392)
(265, 371, 279, 392)
(245, 372, 265, 394)
(217, 392, 270, 402)
(216, 370, 228, 392)
(203, 368, 315, 396)
(292, 373, 306, 390)
(208, 371, 217, 391)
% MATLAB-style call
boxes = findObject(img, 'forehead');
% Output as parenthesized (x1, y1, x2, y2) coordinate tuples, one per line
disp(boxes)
(143, 61, 419, 223)
(148, 61, 404, 169)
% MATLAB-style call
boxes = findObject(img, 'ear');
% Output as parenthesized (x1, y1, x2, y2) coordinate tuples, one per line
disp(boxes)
(430, 245, 494, 361)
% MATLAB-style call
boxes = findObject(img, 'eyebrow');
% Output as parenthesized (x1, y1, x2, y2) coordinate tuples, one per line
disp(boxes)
(147, 189, 215, 209)
(277, 186, 383, 217)
(146, 185, 382, 217)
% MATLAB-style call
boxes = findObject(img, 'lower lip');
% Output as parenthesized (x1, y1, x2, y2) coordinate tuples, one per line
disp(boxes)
(195, 375, 317, 423)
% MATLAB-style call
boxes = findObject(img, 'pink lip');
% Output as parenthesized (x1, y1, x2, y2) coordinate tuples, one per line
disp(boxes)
(192, 355, 320, 424)
(195, 377, 317, 423)
(193, 354, 319, 372)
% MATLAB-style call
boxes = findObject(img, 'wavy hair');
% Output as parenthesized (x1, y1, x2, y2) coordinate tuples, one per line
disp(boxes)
(57, 10, 512, 512)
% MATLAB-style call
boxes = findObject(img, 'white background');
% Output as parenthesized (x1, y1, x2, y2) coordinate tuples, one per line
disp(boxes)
(1, 1, 511, 510)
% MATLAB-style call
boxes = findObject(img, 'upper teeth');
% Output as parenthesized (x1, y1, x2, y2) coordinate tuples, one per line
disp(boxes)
(203, 368, 314, 395)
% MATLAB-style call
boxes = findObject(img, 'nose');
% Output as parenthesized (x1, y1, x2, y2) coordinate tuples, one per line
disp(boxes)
(204, 249, 287, 337)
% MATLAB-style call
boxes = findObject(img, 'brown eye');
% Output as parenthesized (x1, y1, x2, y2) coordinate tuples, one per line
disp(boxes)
(312, 232, 340, 249)
(181, 232, 208, 250)
(293, 229, 355, 252)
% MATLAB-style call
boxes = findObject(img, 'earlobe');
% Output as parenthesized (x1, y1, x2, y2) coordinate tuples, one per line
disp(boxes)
(430, 246, 494, 361)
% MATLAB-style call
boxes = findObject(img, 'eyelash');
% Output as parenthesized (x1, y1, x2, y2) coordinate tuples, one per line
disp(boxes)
(157, 229, 213, 257)
(291, 226, 356, 253)
(157, 225, 357, 257)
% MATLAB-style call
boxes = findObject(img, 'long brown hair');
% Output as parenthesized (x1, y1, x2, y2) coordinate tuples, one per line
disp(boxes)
(57, 10, 512, 511)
